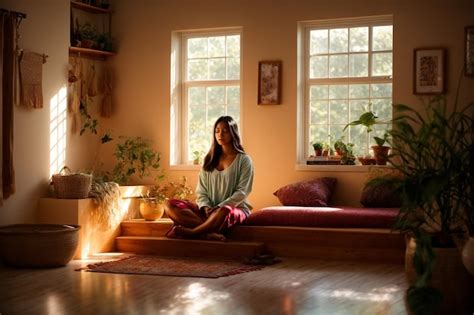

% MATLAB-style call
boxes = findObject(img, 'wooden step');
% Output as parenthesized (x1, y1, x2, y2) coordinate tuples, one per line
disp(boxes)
(228, 226, 405, 264)
(116, 236, 265, 259)
(121, 219, 172, 237)
(119, 220, 406, 263)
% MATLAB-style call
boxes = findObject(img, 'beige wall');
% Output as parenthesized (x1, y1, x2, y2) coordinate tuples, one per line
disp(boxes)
(1, 0, 473, 224)
(110, 0, 474, 210)
(0, 0, 69, 224)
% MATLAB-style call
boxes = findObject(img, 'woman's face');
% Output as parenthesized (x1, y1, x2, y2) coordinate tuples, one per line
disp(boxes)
(215, 121, 232, 146)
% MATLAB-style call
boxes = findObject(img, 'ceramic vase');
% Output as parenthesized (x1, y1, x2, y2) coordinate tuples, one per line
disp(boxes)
(139, 201, 164, 221)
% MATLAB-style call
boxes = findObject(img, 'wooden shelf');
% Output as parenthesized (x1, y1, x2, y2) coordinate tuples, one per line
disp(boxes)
(71, 1, 110, 14)
(69, 46, 115, 59)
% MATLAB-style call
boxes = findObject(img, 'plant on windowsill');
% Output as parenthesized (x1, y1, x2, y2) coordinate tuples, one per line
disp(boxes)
(369, 92, 474, 314)
(343, 103, 390, 165)
(312, 141, 324, 156)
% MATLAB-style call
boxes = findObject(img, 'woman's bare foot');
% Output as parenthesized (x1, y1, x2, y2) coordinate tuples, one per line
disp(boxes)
(173, 225, 195, 237)
(202, 232, 226, 241)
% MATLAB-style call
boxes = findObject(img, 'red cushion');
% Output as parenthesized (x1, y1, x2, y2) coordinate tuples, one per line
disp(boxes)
(273, 177, 337, 207)
(245, 206, 399, 229)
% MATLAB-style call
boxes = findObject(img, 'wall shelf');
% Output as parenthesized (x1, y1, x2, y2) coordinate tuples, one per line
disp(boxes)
(69, 46, 115, 59)
(71, 1, 111, 14)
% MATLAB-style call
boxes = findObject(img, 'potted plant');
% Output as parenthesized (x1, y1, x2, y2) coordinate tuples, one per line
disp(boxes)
(111, 136, 164, 185)
(139, 185, 167, 221)
(79, 22, 98, 49)
(312, 141, 324, 156)
(372, 95, 474, 314)
(139, 176, 194, 221)
(333, 138, 346, 156)
(343, 103, 390, 165)
(372, 133, 390, 165)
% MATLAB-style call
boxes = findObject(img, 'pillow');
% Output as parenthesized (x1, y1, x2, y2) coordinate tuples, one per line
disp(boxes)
(273, 177, 337, 207)
(360, 181, 401, 208)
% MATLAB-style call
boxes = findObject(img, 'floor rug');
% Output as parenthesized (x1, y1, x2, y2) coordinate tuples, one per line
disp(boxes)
(79, 255, 266, 278)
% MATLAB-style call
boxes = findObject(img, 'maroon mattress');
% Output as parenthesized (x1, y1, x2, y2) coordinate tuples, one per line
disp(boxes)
(244, 206, 399, 229)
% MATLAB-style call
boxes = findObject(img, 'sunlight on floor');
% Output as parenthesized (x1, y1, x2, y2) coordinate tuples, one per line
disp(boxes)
(161, 282, 230, 314)
(322, 285, 400, 302)
(49, 86, 67, 177)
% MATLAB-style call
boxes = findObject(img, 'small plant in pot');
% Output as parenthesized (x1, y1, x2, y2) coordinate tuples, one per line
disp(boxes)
(372, 133, 390, 165)
(312, 141, 324, 156)
(343, 103, 390, 165)
(139, 185, 167, 221)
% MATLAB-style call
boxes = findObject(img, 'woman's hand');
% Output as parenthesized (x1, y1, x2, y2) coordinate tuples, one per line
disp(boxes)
(203, 206, 219, 217)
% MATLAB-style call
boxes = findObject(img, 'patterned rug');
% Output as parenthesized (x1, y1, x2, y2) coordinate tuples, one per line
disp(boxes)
(78, 255, 266, 278)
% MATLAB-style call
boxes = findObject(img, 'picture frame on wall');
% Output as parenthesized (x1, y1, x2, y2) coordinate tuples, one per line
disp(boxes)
(465, 26, 474, 76)
(258, 61, 282, 105)
(413, 48, 446, 95)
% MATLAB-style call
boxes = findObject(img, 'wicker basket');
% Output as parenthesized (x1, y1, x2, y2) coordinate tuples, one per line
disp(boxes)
(0, 224, 80, 268)
(52, 166, 92, 199)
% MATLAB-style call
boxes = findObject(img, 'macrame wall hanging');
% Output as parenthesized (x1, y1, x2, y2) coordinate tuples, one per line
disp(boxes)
(68, 56, 115, 134)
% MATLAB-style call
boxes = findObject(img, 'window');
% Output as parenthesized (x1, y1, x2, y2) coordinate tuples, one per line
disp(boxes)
(170, 29, 241, 165)
(298, 16, 393, 162)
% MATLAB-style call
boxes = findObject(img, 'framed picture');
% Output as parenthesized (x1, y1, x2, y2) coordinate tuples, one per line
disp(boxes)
(465, 26, 474, 76)
(413, 48, 446, 95)
(258, 61, 282, 105)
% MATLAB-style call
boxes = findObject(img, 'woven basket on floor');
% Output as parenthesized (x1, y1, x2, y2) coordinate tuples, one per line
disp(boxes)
(0, 224, 80, 268)
(52, 166, 92, 199)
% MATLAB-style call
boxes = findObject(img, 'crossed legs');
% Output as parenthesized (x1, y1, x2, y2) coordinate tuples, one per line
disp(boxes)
(164, 200, 230, 241)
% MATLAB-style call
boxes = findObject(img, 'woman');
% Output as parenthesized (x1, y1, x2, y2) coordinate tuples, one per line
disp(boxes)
(164, 116, 254, 241)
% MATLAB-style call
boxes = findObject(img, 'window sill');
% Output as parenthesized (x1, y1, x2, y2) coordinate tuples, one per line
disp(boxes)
(295, 164, 392, 173)
(169, 164, 201, 171)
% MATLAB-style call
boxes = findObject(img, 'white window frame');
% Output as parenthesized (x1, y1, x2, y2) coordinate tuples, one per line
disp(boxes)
(297, 15, 393, 166)
(170, 27, 243, 167)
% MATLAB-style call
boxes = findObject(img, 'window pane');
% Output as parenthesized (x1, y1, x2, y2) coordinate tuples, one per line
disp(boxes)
(350, 27, 368, 52)
(310, 100, 328, 124)
(208, 105, 226, 128)
(209, 58, 226, 80)
(372, 52, 392, 76)
(349, 99, 369, 121)
(310, 85, 328, 99)
(207, 86, 225, 105)
(349, 84, 369, 99)
(226, 35, 240, 57)
(188, 87, 206, 106)
(227, 57, 240, 79)
(188, 59, 208, 80)
(329, 54, 348, 77)
(310, 125, 328, 148)
(227, 104, 240, 122)
(208, 36, 225, 57)
(329, 28, 348, 53)
(349, 53, 368, 77)
(226, 86, 240, 105)
(371, 83, 392, 98)
(329, 100, 348, 125)
(371, 98, 392, 122)
(188, 106, 208, 160)
(373, 25, 393, 51)
(310, 29, 328, 54)
(329, 85, 348, 99)
(188, 38, 207, 58)
(351, 127, 369, 156)
(310, 56, 328, 78)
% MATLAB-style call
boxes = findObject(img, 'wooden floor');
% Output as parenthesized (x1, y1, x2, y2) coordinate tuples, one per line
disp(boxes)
(0, 255, 408, 315)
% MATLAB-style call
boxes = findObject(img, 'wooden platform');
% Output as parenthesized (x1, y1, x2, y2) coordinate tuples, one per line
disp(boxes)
(119, 219, 405, 264)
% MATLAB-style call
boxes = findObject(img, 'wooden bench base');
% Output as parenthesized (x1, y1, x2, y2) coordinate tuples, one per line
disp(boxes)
(119, 219, 405, 264)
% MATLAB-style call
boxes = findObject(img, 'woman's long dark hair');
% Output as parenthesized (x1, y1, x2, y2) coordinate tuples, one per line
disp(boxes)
(202, 116, 245, 171)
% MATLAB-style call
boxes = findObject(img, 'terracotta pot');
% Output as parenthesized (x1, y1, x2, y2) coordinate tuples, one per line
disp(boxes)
(462, 237, 474, 276)
(139, 201, 164, 221)
(314, 149, 322, 156)
(405, 236, 474, 314)
(371, 145, 390, 165)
